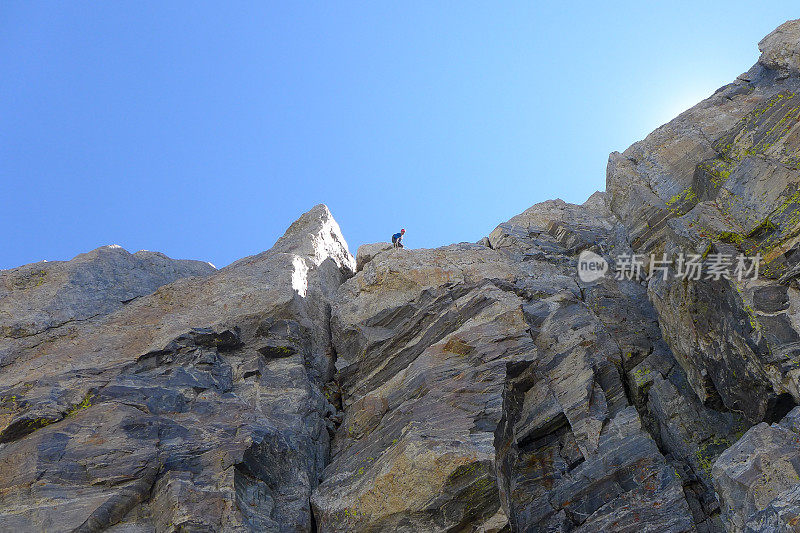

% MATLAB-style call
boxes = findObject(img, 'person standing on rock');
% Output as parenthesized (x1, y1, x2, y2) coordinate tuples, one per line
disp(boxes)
(392, 229, 406, 248)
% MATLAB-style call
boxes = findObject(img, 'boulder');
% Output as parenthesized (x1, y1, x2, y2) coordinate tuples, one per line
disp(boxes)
(712, 407, 800, 532)
(355, 242, 392, 272)
(313, 280, 532, 531)
(759, 19, 800, 77)
(334, 243, 521, 332)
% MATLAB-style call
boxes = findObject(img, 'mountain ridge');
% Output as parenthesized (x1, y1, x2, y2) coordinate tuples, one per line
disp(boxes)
(4, 18, 800, 533)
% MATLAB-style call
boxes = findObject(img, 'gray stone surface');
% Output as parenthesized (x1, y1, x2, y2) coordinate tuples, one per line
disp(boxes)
(355, 242, 392, 272)
(712, 407, 800, 532)
(600, 19, 800, 530)
(0, 245, 215, 341)
(312, 194, 703, 532)
(759, 19, 800, 78)
(0, 204, 354, 532)
(605, 45, 800, 425)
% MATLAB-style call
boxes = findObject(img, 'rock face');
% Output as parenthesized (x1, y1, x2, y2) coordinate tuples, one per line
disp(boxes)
(354, 243, 393, 272)
(0, 246, 215, 342)
(0, 205, 354, 531)
(712, 407, 800, 532)
(311, 193, 714, 532)
(5, 20, 800, 533)
(759, 19, 800, 78)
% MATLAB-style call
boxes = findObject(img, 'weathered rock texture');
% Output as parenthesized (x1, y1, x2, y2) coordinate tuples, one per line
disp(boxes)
(0, 205, 354, 531)
(5, 19, 800, 533)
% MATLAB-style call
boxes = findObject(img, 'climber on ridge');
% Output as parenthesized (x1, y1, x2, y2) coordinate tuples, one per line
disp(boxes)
(392, 228, 406, 248)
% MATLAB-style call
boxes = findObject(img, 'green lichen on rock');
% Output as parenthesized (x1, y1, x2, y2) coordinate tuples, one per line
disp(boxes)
(10, 269, 47, 291)
(665, 187, 698, 216)
(697, 158, 735, 192)
(666, 187, 697, 206)
(717, 231, 745, 246)
(717, 91, 799, 160)
(64, 393, 94, 417)
(695, 436, 734, 476)
(747, 217, 778, 237)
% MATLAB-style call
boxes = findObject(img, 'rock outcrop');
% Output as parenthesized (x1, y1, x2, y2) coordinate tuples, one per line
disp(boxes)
(712, 407, 800, 532)
(0, 205, 354, 531)
(354, 243, 393, 272)
(0, 245, 215, 342)
(5, 19, 800, 533)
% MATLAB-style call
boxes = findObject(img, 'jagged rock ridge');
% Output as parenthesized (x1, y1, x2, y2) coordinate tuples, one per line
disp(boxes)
(4, 19, 800, 533)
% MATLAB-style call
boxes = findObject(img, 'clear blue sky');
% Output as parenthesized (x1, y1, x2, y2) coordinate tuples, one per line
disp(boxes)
(2, 3, 798, 269)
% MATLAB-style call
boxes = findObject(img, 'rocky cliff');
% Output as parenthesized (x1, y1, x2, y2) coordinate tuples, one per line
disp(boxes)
(4, 19, 800, 533)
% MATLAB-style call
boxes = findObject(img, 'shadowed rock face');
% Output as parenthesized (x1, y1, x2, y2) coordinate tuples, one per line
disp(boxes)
(6, 20, 800, 533)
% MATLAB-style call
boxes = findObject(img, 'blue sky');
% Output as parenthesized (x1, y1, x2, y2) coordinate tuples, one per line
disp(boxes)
(1, 2, 798, 269)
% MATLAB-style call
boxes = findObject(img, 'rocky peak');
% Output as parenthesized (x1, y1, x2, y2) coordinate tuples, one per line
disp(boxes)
(273, 204, 355, 270)
(227, 203, 355, 273)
